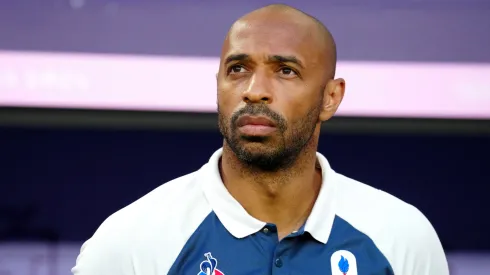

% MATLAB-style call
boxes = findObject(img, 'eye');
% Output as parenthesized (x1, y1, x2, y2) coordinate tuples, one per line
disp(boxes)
(279, 67, 298, 76)
(228, 65, 247, 74)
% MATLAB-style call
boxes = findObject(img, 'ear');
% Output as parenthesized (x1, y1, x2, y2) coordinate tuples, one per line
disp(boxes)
(319, 78, 345, 122)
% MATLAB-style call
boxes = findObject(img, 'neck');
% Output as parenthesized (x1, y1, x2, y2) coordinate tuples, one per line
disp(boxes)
(220, 141, 322, 239)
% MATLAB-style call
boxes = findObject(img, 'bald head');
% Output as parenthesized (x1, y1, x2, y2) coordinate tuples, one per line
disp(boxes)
(216, 4, 346, 171)
(225, 4, 337, 78)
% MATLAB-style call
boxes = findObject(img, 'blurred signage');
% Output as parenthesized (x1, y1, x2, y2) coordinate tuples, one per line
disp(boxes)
(1, 51, 489, 119)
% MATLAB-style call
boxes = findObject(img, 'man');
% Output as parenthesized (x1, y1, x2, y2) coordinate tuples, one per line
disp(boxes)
(72, 4, 449, 275)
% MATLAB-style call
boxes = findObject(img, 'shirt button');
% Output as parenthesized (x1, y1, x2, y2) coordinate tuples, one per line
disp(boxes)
(275, 258, 283, 268)
(263, 227, 269, 234)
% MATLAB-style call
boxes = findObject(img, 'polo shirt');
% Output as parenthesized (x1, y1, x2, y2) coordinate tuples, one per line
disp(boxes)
(72, 148, 449, 275)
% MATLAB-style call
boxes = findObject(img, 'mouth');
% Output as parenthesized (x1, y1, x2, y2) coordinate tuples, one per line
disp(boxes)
(236, 115, 277, 136)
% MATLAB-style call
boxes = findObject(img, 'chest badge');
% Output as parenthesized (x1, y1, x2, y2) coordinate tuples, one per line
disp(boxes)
(198, 252, 225, 275)
(330, 250, 358, 275)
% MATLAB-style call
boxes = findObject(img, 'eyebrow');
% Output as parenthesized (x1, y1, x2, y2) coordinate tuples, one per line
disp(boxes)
(224, 53, 304, 68)
(224, 54, 250, 65)
(269, 55, 304, 69)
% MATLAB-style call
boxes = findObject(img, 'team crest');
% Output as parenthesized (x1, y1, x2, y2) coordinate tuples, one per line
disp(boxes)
(197, 252, 225, 275)
(330, 250, 358, 275)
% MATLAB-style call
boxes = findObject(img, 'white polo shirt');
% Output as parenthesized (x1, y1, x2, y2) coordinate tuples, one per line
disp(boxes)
(72, 148, 449, 275)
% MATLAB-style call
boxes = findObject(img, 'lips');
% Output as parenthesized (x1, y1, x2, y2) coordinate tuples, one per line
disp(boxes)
(236, 115, 277, 136)
(236, 116, 276, 128)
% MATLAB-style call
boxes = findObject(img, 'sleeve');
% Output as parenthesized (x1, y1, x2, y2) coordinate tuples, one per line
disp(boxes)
(71, 216, 136, 275)
(397, 208, 450, 275)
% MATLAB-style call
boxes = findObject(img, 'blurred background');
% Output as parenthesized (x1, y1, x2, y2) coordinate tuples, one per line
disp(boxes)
(1, 0, 490, 274)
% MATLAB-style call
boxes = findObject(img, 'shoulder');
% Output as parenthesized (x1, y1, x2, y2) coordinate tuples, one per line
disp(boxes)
(72, 170, 212, 275)
(99, 170, 210, 233)
(333, 173, 449, 275)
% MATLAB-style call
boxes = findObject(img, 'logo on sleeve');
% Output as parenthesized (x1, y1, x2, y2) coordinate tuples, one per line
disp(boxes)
(330, 250, 357, 275)
(198, 252, 225, 275)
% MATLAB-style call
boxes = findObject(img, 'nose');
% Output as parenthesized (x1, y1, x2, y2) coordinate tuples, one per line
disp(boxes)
(241, 72, 273, 104)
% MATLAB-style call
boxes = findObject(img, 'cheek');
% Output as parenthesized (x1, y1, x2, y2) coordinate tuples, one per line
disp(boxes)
(218, 82, 245, 113)
(217, 83, 232, 105)
(217, 90, 237, 122)
(279, 89, 314, 120)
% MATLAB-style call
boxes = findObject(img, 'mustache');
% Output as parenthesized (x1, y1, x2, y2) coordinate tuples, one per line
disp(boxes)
(231, 104, 286, 131)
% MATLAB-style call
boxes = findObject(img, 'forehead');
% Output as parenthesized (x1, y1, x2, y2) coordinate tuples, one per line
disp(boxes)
(223, 17, 323, 64)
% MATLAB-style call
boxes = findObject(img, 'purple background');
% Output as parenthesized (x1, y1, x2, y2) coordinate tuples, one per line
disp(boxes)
(0, 0, 489, 62)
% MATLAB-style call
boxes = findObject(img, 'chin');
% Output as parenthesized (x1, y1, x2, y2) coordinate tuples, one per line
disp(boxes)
(237, 142, 271, 154)
(228, 140, 294, 171)
(238, 142, 281, 158)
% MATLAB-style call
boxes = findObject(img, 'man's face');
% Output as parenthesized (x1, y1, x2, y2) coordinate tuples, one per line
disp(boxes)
(217, 15, 330, 171)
